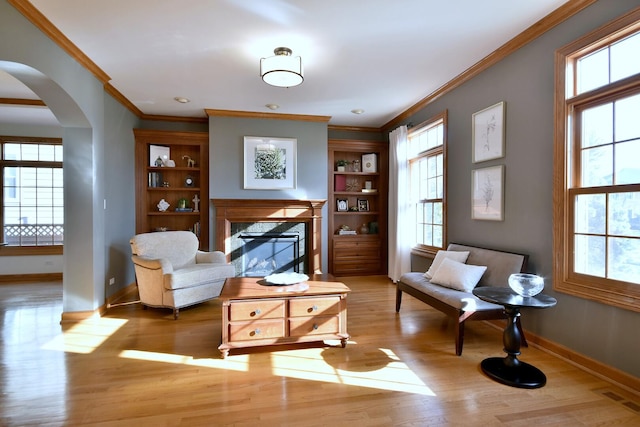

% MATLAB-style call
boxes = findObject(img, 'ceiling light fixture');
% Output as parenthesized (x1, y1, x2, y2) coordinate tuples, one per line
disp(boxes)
(260, 47, 303, 88)
(265, 104, 280, 110)
(351, 109, 365, 114)
(174, 97, 190, 103)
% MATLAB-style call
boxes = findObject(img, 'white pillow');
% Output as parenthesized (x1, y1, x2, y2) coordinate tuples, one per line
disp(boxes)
(423, 250, 470, 280)
(430, 258, 487, 292)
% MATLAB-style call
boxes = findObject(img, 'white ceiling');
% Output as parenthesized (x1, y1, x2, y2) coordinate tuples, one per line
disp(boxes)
(2, 0, 570, 128)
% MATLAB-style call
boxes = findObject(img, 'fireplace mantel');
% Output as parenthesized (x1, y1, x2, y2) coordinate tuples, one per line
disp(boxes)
(211, 199, 326, 274)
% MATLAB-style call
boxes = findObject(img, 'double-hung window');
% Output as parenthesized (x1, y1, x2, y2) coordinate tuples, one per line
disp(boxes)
(408, 111, 447, 254)
(1, 136, 64, 255)
(554, 10, 640, 312)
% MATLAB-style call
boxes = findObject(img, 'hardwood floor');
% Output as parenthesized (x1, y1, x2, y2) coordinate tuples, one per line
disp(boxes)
(1, 277, 638, 426)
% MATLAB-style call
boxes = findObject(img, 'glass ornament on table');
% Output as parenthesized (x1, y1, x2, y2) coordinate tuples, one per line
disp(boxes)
(508, 273, 544, 297)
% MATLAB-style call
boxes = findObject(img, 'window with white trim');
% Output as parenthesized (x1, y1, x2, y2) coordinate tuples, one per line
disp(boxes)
(554, 10, 640, 312)
(1, 136, 64, 252)
(408, 111, 447, 254)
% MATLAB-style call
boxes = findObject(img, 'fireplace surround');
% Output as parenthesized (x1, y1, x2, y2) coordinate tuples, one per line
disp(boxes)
(211, 199, 326, 274)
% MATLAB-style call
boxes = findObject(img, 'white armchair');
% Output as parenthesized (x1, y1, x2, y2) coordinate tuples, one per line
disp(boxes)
(130, 231, 235, 319)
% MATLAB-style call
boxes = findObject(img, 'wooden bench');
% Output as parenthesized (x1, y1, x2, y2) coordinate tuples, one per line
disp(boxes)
(395, 243, 529, 355)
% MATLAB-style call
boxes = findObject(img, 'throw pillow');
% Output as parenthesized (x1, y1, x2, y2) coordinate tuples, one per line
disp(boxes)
(430, 258, 487, 292)
(423, 250, 470, 280)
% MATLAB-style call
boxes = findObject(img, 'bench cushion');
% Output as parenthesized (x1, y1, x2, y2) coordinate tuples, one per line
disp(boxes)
(399, 272, 503, 311)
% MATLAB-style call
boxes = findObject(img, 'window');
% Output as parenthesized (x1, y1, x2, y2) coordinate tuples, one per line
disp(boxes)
(408, 111, 447, 254)
(0, 136, 63, 255)
(554, 10, 640, 312)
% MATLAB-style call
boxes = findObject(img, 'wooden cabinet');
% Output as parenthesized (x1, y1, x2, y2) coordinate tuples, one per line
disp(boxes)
(134, 129, 209, 250)
(218, 276, 350, 358)
(328, 139, 388, 276)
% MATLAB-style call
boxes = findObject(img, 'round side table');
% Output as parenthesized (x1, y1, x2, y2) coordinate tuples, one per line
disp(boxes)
(473, 287, 557, 389)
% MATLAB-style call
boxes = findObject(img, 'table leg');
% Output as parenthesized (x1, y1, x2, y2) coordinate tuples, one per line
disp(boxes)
(480, 306, 547, 388)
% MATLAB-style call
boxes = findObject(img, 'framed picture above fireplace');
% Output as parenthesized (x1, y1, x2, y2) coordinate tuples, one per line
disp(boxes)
(244, 136, 297, 189)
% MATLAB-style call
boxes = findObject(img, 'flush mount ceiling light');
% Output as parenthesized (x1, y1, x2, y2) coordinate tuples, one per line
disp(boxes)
(260, 47, 303, 88)
(174, 97, 190, 103)
(351, 109, 365, 115)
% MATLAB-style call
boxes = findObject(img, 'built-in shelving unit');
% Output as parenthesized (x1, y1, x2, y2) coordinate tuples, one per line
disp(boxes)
(134, 129, 209, 250)
(328, 139, 388, 276)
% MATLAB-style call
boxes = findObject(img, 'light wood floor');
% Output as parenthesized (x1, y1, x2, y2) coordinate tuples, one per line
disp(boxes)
(1, 277, 638, 426)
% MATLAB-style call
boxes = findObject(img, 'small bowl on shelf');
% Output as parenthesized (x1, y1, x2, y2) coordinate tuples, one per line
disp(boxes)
(508, 273, 544, 297)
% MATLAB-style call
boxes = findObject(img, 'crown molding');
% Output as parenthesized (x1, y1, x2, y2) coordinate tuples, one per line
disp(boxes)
(205, 109, 331, 123)
(0, 97, 46, 107)
(8, 0, 111, 84)
(328, 124, 382, 133)
(382, 0, 598, 132)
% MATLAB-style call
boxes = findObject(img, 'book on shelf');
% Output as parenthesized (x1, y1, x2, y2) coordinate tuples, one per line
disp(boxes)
(338, 230, 357, 235)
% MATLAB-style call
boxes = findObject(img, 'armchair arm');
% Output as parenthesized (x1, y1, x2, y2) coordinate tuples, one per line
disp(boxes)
(196, 250, 228, 264)
(131, 255, 173, 274)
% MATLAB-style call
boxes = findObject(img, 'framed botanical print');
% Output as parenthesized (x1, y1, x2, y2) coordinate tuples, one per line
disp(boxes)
(472, 101, 505, 163)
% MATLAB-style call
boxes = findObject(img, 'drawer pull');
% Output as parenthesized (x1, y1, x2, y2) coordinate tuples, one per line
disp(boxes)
(251, 309, 261, 316)
(313, 324, 319, 330)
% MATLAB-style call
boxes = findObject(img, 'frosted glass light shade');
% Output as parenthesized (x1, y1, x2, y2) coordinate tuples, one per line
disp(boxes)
(260, 47, 303, 87)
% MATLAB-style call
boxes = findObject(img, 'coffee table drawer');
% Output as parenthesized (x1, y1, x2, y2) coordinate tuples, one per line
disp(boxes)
(229, 319, 285, 341)
(229, 299, 285, 321)
(289, 315, 339, 337)
(289, 296, 341, 317)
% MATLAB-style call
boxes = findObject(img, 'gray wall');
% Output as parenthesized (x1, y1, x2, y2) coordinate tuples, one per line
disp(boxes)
(0, 0, 138, 307)
(209, 116, 329, 271)
(405, 0, 640, 377)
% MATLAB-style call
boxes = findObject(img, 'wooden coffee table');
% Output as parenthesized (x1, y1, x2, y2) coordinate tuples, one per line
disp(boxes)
(218, 274, 351, 358)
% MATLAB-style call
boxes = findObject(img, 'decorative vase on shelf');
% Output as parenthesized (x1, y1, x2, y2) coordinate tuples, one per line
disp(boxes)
(360, 223, 369, 234)
(508, 273, 544, 296)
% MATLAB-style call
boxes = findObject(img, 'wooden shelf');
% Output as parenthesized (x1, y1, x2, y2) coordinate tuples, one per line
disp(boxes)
(134, 129, 210, 250)
(328, 139, 388, 276)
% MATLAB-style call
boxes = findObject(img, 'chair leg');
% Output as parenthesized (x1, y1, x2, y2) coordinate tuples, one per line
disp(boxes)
(173, 308, 179, 320)
(395, 288, 403, 312)
(455, 321, 465, 356)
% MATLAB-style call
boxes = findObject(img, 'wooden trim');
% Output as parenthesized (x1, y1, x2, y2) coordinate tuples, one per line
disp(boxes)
(140, 114, 208, 124)
(205, 109, 331, 123)
(0, 98, 46, 107)
(8, 0, 110, 84)
(328, 124, 382, 133)
(485, 320, 640, 393)
(553, 6, 640, 313)
(382, 0, 598, 133)
(0, 272, 62, 283)
(0, 246, 63, 256)
(104, 83, 143, 117)
(211, 199, 327, 274)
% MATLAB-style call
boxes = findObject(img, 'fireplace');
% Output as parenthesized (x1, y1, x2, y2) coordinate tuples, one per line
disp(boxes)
(212, 199, 326, 275)
(240, 233, 300, 277)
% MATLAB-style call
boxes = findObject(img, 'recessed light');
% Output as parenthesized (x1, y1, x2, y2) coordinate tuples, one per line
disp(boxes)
(174, 97, 190, 104)
(351, 109, 365, 115)
(265, 104, 280, 110)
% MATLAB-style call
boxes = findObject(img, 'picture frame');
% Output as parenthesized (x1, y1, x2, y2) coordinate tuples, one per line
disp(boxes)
(243, 136, 296, 190)
(149, 144, 170, 167)
(357, 199, 369, 212)
(472, 165, 504, 221)
(362, 153, 377, 173)
(336, 199, 349, 212)
(472, 101, 505, 163)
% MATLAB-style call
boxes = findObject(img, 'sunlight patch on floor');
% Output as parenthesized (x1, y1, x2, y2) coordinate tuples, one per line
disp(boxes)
(41, 318, 128, 354)
(118, 349, 251, 372)
(269, 346, 436, 396)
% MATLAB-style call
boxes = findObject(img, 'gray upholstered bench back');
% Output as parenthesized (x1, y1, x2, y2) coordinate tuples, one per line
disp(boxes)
(447, 243, 527, 288)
